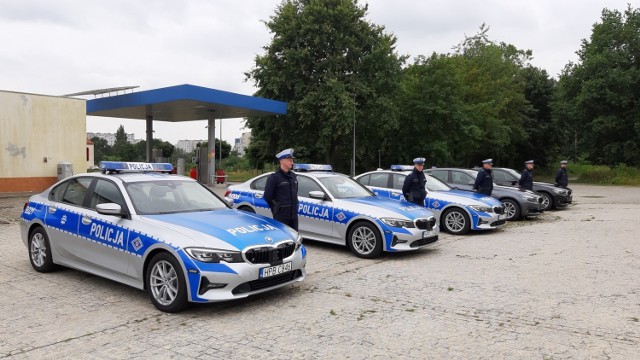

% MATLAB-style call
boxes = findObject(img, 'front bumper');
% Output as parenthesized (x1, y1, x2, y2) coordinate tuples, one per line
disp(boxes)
(386, 226, 439, 251)
(472, 212, 506, 230)
(554, 193, 573, 207)
(522, 201, 545, 217)
(187, 246, 307, 303)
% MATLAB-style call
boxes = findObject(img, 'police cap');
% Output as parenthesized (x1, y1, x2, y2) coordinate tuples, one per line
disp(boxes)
(276, 148, 295, 160)
(413, 157, 426, 165)
(482, 159, 493, 165)
(525, 160, 534, 164)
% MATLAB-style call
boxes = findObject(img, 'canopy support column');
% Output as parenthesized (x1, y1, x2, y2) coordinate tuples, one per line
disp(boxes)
(208, 110, 216, 186)
(146, 115, 153, 162)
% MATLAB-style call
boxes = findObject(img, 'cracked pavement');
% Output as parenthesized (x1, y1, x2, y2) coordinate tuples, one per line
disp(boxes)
(0, 184, 638, 359)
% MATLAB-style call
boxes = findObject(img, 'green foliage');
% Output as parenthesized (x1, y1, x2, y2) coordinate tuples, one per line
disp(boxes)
(90, 136, 111, 163)
(555, 5, 640, 166)
(197, 139, 232, 160)
(246, 0, 405, 173)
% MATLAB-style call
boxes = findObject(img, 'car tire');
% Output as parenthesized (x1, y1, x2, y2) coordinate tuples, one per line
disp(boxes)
(238, 206, 255, 213)
(145, 252, 189, 313)
(442, 208, 471, 235)
(539, 192, 554, 211)
(28, 227, 57, 273)
(347, 221, 383, 259)
(501, 199, 521, 221)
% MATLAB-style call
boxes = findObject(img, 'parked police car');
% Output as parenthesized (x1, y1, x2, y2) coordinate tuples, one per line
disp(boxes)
(426, 168, 545, 221)
(484, 167, 572, 211)
(225, 164, 439, 259)
(355, 166, 506, 235)
(20, 162, 306, 313)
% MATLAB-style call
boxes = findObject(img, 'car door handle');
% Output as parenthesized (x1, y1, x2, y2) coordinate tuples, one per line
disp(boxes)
(48, 206, 57, 214)
(255, 193, 263, 199)
(81, 216, 92, 225)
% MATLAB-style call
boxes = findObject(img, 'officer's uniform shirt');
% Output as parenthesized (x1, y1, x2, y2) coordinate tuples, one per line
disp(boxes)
(519, 169, 534, 190)
(264, 168, 299, 230)
(402, 168, 427, 205)
(474, 168, 494, 196)
(555, 168, 568, 187)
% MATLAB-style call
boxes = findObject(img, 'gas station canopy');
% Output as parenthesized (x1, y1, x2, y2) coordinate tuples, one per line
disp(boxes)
(84, 84, 287, 185)
(86, 84, 287, 120)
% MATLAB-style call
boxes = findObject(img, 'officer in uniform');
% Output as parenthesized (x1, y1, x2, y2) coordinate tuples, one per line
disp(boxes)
(474, 159, 494, 196)
(518, 160, 535, 191)
(555, 160, 569, 188)
(264, 148, 299, 231)
(402, 157, 427, 206)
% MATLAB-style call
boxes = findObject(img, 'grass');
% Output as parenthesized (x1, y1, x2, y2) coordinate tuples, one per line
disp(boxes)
(536, 163, 640, 186)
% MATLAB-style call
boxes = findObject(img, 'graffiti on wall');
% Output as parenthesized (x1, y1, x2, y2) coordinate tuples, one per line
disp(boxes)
(5, 143, 26, 158)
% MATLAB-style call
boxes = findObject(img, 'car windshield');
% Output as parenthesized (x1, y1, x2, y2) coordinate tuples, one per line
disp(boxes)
(319, 175, 374, 199)
(425, 175, 451, 191)
(125, 180, 228, 215)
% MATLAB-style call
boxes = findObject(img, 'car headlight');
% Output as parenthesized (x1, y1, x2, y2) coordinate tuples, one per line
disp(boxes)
(469, 205, 492, 213)
(295, 234, 303, 250)
(553, 188, 568, 195)
(184, 247, 244, 263)
(381, 218, 415, 228)
(522, 195, 538, 202)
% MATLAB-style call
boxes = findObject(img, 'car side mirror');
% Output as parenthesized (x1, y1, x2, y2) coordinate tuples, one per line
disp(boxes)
(309, 191, 328, 200)
(96, 203, 124, 216)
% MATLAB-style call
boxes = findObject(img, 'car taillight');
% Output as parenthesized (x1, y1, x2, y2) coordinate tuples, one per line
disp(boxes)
(23, 202, 29, 211)
(224, 190, 231, 197)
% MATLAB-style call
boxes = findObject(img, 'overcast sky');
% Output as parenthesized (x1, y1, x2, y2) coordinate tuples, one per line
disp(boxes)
(0, 0, 631, 146)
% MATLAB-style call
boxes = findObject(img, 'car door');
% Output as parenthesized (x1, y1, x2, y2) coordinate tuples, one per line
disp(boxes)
(76, 178, 132, 276)
(429, 170, 450, 185)
(450, 170, 476, 191)
(390, 173, 407, 201)
(366, 173, 392, 198)
(45, 177, 92, 262)
(249, 175, 271, 217)
(492, 169, 517, 186)
(296, 175, 334, 240)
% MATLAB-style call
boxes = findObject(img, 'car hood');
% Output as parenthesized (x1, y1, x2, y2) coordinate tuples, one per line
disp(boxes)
(338, 196, 434, 219)
(441, 189, 502, 206)
(141, 209, 296, 251)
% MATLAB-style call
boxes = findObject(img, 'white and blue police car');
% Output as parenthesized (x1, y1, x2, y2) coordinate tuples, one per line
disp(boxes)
(356, 166, 507, 235)
(20, 161, 306, 313)
(225, 164, 439, 259)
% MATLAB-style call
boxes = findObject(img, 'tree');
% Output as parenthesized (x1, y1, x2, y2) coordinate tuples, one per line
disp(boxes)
(112, 125, 135, 160)
(196, 139, 231, 159)
(555, 5, 640, 165)
(246, 0, 405, 173)
(90, 136, 111, 163)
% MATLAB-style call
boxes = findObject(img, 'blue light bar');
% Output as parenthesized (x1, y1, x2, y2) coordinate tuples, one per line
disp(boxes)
(390, 165, 414, 171)
(293, 164, 333, 172)
(99, 161, 173, 173)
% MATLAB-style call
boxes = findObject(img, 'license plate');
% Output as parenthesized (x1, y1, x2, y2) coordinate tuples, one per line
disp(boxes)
(422, 230, 435, 239)
(260, 262, 292, 279)
(498, 214, 506, 220)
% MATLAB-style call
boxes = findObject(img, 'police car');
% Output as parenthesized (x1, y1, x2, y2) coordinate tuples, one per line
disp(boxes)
(20, 161, 306, 313)
(225, 164, 439, 259)
(355, 166, 506, 235)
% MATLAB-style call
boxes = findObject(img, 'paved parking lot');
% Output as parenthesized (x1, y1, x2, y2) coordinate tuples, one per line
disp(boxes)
(1, 184, 638, 359)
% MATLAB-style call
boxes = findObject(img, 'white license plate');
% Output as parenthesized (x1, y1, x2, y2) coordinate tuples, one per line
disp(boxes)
(498, 214, 506, 220)
(422, 230, 435, 239)
(260, 262, 292, 279)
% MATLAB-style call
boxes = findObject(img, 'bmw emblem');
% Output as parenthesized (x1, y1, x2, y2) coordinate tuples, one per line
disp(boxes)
(265, 236, 273, 243)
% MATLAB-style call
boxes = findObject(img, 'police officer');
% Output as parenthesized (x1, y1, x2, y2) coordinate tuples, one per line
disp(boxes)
(555, 160, 569, 188)
(474, 159, 494, 196)
(518, 160, 534, 191)
(264, 148, 299, 231)
(402, 157, 427, 206)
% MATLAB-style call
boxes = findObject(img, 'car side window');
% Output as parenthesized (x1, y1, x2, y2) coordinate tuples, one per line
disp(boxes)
(451, 171, 473, 185)
(357, 174, 370, 186)
(49, 182, 69, 202)
(90, 179, 126, 210)
(492, 170, 509, 182)
(62, 178, 93, 207)
(430, 170, 448, 183)
(369, 173, 389, 188)
(392, 174, 406, 190)
(297, 176, 323, 198)
(251, 176, 268, 191)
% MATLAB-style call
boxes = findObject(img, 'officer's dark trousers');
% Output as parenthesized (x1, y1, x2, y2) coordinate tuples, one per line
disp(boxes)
(275, 216, 299, 232)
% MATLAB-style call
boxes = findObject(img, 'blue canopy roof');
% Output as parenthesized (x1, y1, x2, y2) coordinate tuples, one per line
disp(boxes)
(86, 84, 287, 121)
